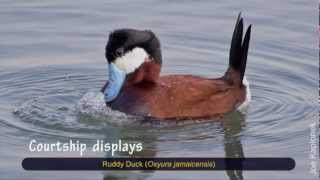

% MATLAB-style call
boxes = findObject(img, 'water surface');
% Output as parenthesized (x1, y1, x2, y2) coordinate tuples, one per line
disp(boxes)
(0, 0, 317, 180)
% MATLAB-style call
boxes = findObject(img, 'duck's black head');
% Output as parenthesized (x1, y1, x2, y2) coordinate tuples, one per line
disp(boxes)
(105, 29, 162, 73)
(103, 29, 162, 102)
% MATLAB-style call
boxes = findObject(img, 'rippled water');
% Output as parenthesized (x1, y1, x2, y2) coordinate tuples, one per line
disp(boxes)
(0, 0, 317, 180)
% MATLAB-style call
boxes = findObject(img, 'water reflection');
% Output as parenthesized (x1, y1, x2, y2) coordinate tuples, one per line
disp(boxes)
(102, 121, 157, 180)
(102, 111, 246, 180)
(223, 112, 246, 180)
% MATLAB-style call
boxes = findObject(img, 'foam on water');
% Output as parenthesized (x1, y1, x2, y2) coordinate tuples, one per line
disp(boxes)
(76, 91, 138, 125)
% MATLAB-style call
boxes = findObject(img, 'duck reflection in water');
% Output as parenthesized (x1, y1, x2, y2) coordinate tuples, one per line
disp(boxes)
(223, 111, 246, 180)
(101, 111, 246, 180)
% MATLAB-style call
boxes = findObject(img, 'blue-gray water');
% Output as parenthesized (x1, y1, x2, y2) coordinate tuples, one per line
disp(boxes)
(0, 0, 317, 180)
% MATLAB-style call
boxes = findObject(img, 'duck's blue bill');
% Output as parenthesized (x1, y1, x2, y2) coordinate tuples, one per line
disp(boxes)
(104, 63, 126, 102)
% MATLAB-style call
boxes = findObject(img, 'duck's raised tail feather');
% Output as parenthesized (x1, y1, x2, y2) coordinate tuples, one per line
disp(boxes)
(225, 13, 251, 85)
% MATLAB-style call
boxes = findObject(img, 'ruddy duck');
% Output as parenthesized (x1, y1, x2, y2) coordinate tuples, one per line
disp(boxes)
(101, 13, 252, 120)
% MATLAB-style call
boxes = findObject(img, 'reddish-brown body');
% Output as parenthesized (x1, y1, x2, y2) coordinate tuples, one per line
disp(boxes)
(107, 61, 246, 120)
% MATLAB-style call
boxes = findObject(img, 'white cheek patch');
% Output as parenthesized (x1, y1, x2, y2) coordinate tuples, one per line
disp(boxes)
(114, 47, 149, 74)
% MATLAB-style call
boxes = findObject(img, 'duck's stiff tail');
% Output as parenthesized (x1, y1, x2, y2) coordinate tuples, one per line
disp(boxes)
(225, 13, 251, 86)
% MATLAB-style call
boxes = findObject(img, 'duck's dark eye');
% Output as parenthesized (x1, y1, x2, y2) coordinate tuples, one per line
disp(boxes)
(115, 47, 124, 57)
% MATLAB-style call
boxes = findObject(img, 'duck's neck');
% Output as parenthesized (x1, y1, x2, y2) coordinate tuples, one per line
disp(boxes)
(123, 59, 161, 88)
